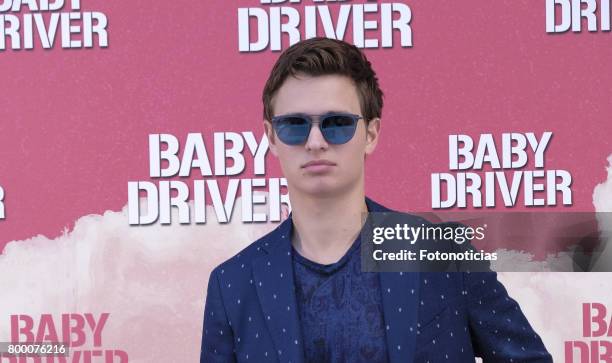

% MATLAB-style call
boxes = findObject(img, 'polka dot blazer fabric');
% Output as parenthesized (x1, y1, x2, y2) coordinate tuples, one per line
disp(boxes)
(200, 198, 553, 363)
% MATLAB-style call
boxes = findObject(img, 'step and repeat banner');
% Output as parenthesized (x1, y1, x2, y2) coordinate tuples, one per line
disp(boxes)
(1, 0, 611, 362)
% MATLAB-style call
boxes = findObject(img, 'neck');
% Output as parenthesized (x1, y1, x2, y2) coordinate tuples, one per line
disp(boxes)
(289, 186, 368, 265)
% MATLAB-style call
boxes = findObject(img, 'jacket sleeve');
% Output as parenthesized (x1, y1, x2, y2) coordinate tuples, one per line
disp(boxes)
(464, 271, 553, 362)
(200, 268, 237, 363)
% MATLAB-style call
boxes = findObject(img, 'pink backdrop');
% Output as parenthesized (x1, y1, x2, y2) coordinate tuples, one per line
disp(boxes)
(1, 1, 611, 362)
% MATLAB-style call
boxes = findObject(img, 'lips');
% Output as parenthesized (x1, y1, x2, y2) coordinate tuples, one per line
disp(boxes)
(301, 159, 336, 168)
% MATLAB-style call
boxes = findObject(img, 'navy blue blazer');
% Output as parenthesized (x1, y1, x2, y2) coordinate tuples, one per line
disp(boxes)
(200, 198, 553, 363)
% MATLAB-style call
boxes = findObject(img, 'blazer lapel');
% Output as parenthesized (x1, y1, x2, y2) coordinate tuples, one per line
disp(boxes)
(367, 197, 421, 362)
(379, 271, 421, 363)
(252, 216, 305, 363)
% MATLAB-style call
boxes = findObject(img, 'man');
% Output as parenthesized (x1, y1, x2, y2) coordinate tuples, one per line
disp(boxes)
(200, 37, 552, 363)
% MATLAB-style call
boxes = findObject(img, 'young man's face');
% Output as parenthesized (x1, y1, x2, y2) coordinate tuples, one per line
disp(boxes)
(264, 74, 380, 198)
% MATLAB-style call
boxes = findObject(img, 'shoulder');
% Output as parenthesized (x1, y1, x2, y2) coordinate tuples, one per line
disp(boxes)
(209, 218, 290, 279)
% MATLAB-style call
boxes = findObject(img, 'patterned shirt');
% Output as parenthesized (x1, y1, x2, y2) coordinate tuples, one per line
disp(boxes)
(292, 237, 389, 363)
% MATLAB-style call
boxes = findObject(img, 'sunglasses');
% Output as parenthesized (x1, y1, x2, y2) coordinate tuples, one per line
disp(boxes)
(270, 112, 364, 145)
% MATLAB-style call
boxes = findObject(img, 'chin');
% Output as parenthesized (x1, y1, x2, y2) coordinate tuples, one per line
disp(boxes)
(299, 181, 351, 198)
(292, 180, 335, 196)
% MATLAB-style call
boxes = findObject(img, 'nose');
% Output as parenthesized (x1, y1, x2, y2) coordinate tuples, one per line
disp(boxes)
(304, 119, 329, 151)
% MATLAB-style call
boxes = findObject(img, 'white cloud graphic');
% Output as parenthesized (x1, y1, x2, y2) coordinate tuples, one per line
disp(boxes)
(591, 154, 612, 271)
(593, 154, 612, 213)
(0, 198, 280, 362)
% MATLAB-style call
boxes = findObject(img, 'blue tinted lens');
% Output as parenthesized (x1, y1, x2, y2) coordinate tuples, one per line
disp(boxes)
(320, 115, 358, 144)
(274, 116, 311, 145)
(273, 114, 360, 145)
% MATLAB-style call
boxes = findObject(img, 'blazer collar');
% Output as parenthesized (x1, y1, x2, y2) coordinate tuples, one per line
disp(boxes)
(252, 197, 419, 363)
(364, 197, 421, 363)
(252, 216, 304, 363)
(379, 271, 420, 363)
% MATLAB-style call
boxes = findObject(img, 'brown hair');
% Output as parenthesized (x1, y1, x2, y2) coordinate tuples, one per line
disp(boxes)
(262, 37, 384, 122)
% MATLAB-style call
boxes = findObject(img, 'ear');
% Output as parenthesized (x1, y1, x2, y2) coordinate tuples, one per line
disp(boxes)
(364, 117, 381, 156)
(263, 120, 278, 157)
